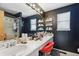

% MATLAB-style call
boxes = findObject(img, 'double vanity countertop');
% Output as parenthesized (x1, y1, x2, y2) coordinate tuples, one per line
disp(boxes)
(0, 35, 53, 56)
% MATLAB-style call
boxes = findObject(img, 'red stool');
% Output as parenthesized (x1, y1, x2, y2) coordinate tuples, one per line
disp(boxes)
(40, 42, 54, 56)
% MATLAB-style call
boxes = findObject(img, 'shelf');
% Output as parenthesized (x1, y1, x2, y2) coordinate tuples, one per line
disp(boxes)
(46, 26, 52, 27)
(37, 29, 44, 31)
(37, 28, 44, 31)
(37, 30, 44, 31)
(45, 22, 52, 26)
(38, 20, 43, 22)
(38, 24, 44, 26)
(45, 21, 52, 23)
(46, 25, 52, 26)
(45, 18, 52, 21)
(46, 30, 52, 31)
(37, 19, 45, 32)
(45, 19, 52, 22)
(44, 18, 53, 32)
(38, 26, 44, 27)
(37, 27, 44, 30)
(38, 22, 44, 24)
(45, 20, 52, 22)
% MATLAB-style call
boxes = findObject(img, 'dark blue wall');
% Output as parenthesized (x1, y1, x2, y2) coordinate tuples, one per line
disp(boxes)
(54, 4, 79, 53)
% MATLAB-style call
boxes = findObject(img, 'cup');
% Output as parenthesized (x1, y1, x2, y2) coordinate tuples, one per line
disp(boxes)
(3, 41, 10, 48)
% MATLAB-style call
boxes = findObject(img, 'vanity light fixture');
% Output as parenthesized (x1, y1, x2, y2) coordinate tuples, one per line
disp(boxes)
(29, 4, 36, 8)
(26, 3, 44, 15)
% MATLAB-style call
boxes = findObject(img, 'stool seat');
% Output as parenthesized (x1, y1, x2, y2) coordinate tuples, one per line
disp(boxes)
(40, 42, 54, 53)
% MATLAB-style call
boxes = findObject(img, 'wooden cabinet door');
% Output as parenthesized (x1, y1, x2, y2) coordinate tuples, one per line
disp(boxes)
(0, 10, 5, 41)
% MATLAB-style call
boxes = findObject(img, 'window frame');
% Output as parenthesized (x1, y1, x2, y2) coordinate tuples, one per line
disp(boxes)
(57, 11, 71, 31)
(30, 19, 37, 31)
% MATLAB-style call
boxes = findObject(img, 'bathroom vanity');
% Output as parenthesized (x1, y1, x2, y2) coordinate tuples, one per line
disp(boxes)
(0, 35, 53, 56)
(0, 10, 53, 56)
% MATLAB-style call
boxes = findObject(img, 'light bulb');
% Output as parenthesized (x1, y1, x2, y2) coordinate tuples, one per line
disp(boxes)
(37, 8, 40, 11)
(40, 11, 43, 14)
(29, 4, 33, 6)
(37, 8, 40, 12)
(32, 4, 36, 8)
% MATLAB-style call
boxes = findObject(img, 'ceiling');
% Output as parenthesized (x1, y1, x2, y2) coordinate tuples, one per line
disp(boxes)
(38, 3, 73, 12)
(0, 3, 37, 17)
(0, 3, 73, 17)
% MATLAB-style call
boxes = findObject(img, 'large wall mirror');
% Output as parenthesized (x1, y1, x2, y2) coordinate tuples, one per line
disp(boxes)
(3, 16, 21, 39)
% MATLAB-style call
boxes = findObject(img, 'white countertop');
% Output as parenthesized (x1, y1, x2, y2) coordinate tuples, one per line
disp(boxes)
(0, 35, 53, 56)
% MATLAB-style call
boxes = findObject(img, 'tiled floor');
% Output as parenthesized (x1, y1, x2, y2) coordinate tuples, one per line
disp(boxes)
(60, 51, 79, 56)
(54, 48, 79, 56)
(39, 48, 79, 56)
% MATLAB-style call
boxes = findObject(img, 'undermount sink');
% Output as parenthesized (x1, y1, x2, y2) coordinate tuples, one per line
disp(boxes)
(0, 44, 27, 56)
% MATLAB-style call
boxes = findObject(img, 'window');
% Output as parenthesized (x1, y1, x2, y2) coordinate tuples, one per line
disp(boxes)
(57, 11, 70, 31)
(30, 19, 36, 31)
